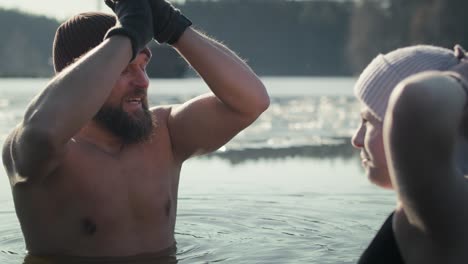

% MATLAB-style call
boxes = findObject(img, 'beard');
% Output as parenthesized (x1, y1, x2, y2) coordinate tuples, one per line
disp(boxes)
(93, 99, 156, 145)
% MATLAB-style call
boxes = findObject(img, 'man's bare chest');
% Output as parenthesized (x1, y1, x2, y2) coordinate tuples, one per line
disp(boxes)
(39, 144, 181, 234)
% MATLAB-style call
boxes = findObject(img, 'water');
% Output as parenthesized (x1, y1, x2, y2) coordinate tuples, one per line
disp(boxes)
(0, 77, 396, 263)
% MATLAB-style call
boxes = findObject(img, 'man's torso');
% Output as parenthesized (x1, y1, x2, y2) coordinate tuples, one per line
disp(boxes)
(10, 108, 182, 257)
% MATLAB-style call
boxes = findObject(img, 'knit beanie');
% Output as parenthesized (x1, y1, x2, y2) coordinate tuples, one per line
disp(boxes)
(53, 12, 116, 73)
(354, 45, 463, 122)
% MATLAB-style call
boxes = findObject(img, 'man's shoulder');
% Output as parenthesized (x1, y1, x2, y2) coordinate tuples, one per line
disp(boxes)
(2, 128, 29, 185)
(2, 131, 15, 176)
(150, 105, 177, 123)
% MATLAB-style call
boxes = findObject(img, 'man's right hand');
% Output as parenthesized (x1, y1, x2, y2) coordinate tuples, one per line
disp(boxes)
(104, 0, 153, 60)
(148, 0, 192, 45)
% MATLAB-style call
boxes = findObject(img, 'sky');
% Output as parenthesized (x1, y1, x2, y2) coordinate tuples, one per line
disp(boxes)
(0, 0, 185, 21)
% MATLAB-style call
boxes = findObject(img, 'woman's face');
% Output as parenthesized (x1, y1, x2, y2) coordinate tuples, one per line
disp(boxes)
(351, 107, 393, 189)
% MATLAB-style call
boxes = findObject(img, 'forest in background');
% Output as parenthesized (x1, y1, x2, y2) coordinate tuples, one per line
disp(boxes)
(0, 0, 467, 78)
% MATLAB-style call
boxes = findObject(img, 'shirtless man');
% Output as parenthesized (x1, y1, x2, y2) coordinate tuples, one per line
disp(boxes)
(2, 0, 269, 257)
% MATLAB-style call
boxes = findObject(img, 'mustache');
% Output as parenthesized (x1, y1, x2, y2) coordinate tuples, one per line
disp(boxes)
(128, 88, 147, 98)
(123, 88, 149, 109)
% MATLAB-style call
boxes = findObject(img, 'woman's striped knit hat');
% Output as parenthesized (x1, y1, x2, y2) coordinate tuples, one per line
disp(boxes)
(354, 45, 464, 121)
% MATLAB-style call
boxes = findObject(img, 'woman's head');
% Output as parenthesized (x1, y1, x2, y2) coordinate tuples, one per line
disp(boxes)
(352, 45, 462, 188)
(352, 107, 389, 187)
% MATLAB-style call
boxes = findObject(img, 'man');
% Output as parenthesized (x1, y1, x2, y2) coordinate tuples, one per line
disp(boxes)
(2, 0, 269, 257)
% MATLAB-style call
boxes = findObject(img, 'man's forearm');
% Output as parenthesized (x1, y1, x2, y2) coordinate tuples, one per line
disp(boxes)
(24, 36, 132, 142)
(173, 28, 269, 118)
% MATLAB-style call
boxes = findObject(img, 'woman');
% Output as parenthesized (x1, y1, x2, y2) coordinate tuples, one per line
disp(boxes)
(352, 45, 468, 263)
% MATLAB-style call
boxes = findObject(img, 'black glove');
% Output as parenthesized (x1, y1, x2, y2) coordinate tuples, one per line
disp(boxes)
(104, 0, 153, 61)
(147, 0, 192, 45)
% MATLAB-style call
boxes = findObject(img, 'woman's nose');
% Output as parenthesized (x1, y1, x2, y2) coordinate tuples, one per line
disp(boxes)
(351, 126, 364, 149)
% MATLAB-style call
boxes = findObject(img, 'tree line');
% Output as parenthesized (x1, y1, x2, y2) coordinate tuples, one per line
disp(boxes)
(0, 0, 467, 78)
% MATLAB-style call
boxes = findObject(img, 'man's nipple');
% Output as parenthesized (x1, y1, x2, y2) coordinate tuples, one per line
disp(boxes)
(165, 199, 171, 216)
(81, 218, 97, 235)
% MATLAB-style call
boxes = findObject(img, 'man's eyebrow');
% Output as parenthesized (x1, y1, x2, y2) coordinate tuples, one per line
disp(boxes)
(141, 48, 152, 62)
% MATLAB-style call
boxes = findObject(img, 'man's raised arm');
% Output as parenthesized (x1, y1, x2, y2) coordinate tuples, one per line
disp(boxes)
(3, 0, 153, 184)
(143, 0, 269, 161)
(168, 28, 270, 161)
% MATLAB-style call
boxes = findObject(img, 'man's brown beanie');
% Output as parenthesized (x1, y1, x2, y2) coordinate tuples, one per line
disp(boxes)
(53, 12, 116, 73)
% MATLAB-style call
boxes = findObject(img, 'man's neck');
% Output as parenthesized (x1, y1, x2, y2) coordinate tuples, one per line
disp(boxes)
(74, 122, 125, 155)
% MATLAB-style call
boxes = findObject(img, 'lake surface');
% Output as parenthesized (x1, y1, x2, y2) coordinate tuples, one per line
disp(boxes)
(0, 77, 396, 263)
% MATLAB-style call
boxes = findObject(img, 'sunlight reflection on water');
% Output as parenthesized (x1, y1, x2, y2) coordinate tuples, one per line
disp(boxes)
(0, 78, 396, 263)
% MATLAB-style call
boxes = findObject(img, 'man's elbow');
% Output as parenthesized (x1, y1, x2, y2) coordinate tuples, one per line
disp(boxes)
(15, 126, 60, 175)
(257, 90, 270, 114)
(251, 82, 270, 117)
